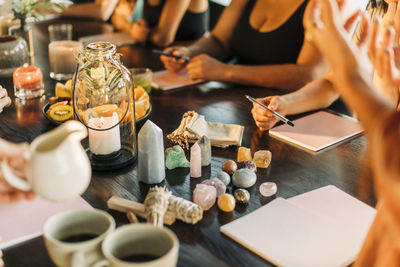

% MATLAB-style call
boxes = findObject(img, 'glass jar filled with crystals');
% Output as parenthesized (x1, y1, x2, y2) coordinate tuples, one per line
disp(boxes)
(73, 42, 136, 171)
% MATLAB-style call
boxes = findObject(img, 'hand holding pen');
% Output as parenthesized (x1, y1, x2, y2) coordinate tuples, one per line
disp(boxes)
(248, 95, 294, 130)
(158, 46, 191, 73)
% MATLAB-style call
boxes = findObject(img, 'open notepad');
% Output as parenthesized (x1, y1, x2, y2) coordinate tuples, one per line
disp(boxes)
(152, 70, 204, 91)
(0, 197, 92, 249)
(220, 185, 376, 267)
(269, 111, 364, 154)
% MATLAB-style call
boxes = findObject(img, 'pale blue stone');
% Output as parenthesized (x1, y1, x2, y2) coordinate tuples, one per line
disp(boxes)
(216, 171, 230, 186)
(138, 120, 165, 184)
(232, 169, 257, 188)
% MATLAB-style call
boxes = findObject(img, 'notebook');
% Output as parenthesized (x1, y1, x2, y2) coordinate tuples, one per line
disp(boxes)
(79, 32, 135, 47)
(220, 185, 376, 267)
(152, 70, 204, 91)
(269, 111, 364, 154)
(0, 196, 92, 249)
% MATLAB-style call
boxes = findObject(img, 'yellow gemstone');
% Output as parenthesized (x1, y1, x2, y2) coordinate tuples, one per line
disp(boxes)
(217, 193, 236, 212)
(237, 147, 252, 162)
(253, 150, 272, 168)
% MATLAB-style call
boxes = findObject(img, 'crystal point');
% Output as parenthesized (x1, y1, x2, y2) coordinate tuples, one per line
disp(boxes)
(190, 143, 201, 178)
(138, 120, 165, 184)
(196, 135, 211, 166)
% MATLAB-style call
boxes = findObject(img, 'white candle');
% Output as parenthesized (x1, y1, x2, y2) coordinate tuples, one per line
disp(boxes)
(48, 40, 82, 79)
(88, 112, 121, 155)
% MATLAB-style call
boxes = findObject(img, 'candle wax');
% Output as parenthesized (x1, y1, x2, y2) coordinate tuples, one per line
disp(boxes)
(88, 112, 121, 155)
(13, 65, 43, 90)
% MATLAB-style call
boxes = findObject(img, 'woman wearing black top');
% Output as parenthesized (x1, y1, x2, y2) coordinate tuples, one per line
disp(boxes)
(161, 0, 326, 91)
(130, 0, 209, 47)
(251, 0, 400, 132)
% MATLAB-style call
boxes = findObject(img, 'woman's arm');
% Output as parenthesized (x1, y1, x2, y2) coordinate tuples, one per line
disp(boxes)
(61, 0, 118, 21)
(149, 0, 192, 47)
(160, 0, 247, 72)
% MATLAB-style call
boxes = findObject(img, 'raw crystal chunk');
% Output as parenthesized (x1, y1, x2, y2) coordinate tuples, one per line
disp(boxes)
(196, 135, 211, 166)
(216, 171, 230, 186)
(193, 184, 217, 211)
(253, 150, 272, 168)
(138, 120, 165, 184)
(237, 147, 252, 162)
(165, 145, 190, 170)
(217, 194, 236, 212)
(234, 189, 250, 203)
(201, 177, 226, 197)
(190, 143, 202, 178)
(222, 160, 237, 175)
(237, 160, 256, 172)
(259, 182, 277, 197)
(232, 169, 257, 188)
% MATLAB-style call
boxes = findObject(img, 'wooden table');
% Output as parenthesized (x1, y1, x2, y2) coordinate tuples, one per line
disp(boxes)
(1, 19, 375, 267)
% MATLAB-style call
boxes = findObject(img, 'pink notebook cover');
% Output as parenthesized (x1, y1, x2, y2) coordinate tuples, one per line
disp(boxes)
(152, 70, 204, 90)
(269, 111, 364, 154)
(0, 196, 92, 249)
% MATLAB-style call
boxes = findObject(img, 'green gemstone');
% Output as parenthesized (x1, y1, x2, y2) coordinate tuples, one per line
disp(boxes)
(165, 145, 190, 170)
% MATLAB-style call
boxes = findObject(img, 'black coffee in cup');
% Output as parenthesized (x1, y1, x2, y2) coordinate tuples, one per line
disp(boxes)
(119, 254, 160, 263)
(61, 233, 98, 243)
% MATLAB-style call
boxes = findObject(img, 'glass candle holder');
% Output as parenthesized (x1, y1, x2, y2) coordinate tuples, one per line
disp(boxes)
(13, 65, 44, 99)
(49, 40, 82, 81)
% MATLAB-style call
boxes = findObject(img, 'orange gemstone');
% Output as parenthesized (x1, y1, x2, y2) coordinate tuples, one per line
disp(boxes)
(217, 193, 236, 212)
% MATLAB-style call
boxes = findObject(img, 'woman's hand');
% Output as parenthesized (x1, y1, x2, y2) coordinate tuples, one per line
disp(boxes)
(251, 96, 289, 131)
(0, 139, 34, 204)
(130, 19, 150, 43)
(160, 46, 190, 73)
(186, 54, 228, 81)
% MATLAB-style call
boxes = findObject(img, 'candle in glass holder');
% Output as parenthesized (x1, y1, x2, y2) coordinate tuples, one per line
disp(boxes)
(48, 40, 82, 81)
(88, 112, 121, 155)
(13, 65, 44, 99)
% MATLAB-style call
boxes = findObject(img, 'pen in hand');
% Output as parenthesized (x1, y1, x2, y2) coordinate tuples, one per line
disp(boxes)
(245, 95, 295, 127)
(153, 49, 190, 63)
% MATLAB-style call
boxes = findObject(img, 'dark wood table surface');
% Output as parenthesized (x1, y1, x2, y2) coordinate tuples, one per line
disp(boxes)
(1, 19, 375, 267)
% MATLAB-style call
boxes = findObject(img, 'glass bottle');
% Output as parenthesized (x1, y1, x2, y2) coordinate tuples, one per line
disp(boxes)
(73, 42, 137, 171)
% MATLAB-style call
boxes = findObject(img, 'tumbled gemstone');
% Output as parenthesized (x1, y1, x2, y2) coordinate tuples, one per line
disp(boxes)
(201, 177, 226, 197)
(237, 160, 256, 173)
(193, 184, 217, 211)
(232, 169, 257, 188)
(253, 150, 272, 168)
(165, 145, 190, 170)
(216, 171, 231, 186)
(222, 160, 237, 175)
(237, 147, 252, 162)
(234, 188, 250, 203)
(217, 193, 236, 212)
(259, 182, 277, 197)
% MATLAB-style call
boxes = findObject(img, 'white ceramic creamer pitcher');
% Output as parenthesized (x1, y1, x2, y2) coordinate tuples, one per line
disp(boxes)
(1, 121, 91, 202)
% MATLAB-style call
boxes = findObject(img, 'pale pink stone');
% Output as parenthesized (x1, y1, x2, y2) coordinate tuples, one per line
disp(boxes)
(193, 184, 217, 211)
(190, 143, 201, 178)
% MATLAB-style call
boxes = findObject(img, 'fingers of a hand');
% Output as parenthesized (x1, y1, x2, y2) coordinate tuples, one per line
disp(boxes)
(368, 18, 381, 63)
(395, 3, 400, 34)
(303, 0, 318, 28)
(344, 11, 361, 32)
(267, 97, 280, 111)
(358, 13, 370, 47)
(0, 140, 28, 158)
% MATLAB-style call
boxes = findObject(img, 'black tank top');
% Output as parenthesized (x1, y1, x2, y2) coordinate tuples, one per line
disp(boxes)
(143, 0, 209, 41)
(229, 0, 308, 65)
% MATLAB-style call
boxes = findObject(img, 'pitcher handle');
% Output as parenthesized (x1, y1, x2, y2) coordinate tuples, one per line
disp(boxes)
(1, 160, 31, 191)
(91, 259, 110, 267)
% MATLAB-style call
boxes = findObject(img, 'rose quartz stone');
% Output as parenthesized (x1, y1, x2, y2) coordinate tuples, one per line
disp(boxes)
(193, 184, 217, 211)
(190, 143, 202, 178)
